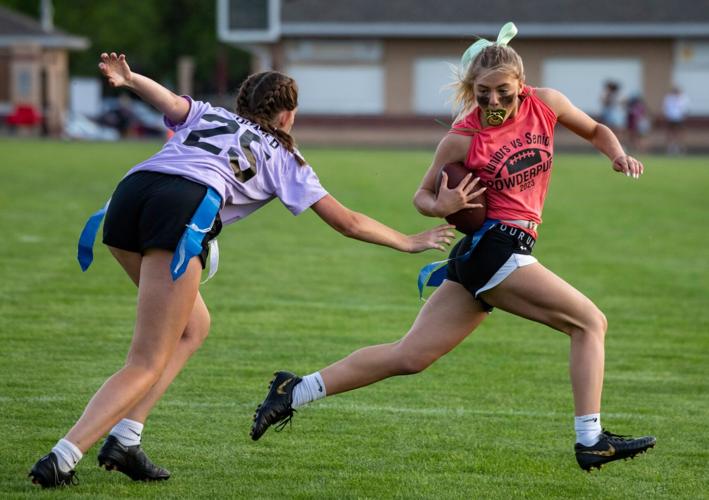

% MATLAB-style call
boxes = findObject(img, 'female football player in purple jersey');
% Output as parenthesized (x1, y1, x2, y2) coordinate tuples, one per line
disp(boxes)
(28, 52, 457, 489)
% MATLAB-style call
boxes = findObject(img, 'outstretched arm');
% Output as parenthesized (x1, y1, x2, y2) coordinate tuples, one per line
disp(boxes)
(537, 87, 643, 179)
(311, 195, 455, 253)
(98, 52, 190, 124)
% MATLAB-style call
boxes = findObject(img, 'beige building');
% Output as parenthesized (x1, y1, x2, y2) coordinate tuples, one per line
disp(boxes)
(218, 0, 709, 123)
(0, 5, 88, 135)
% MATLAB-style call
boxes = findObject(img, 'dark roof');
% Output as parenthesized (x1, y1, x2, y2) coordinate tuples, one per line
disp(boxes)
(280, 0, 709, 37)
(0, 5, 88, 49)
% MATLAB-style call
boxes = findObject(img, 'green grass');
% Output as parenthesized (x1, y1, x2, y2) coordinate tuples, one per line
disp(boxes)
(1, 139, 707, 498)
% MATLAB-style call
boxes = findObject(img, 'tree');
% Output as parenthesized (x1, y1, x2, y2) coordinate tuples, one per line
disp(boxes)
(0, 0, 251, 96)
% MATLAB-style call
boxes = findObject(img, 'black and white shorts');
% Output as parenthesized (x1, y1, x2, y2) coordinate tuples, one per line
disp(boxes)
(446, 223, 537, 311)
(102, 171, 222, 267)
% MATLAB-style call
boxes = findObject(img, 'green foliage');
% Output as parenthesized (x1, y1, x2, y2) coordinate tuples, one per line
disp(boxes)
(0, 0, 251, 94)
(1, 140, 707, 498)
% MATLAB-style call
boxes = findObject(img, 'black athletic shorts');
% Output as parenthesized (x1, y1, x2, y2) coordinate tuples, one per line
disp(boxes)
(102, 171, 222, 267)
(446, 224, 536, 311)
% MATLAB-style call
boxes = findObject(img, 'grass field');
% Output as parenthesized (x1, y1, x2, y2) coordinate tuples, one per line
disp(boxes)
(1, 139, 708, 499)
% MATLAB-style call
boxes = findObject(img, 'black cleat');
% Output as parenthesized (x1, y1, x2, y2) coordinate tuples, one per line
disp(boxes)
(250, 370, 302, 441)
(97, 435, 170, 481)
(28, 452, 78, 488)
(575, 429, 656, 471)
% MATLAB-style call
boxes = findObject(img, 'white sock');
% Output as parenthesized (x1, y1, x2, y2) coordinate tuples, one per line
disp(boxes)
(575, 413, 602, 446)
(51, 438, 83, 473)
(291, 372, 327, 409)
(109, 418, 144, 447)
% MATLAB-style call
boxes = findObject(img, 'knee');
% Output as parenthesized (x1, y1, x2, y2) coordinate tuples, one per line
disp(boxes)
(391, 343, 438, 375)
(589, 309, 607, 339)
(123, 358, 165, 389)
(181, 310, 211, 354)
(570, 308, 607, 341)
(597, 310, 608, 335)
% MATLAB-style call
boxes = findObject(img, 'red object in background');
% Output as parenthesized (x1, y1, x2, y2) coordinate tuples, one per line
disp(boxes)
(6, 104, 43, 126)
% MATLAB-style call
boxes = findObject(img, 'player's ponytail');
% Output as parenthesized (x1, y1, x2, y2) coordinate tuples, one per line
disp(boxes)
(236, 71, 306, 165)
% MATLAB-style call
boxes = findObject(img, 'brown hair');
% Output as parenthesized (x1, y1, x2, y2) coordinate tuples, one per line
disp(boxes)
(451, 44, 525, 122)
(236, 71, 305, 165)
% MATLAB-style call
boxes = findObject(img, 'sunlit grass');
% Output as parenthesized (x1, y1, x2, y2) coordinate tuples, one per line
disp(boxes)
(1, 139, 707, 498)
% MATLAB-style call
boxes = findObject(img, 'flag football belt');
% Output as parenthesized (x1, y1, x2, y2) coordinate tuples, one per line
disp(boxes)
(495, 222, 536, 251)
(417, 219, 497, 299)
(500, 219, 539, 231)
(417, 220, 536, 299)
(77, 187, 222, 282)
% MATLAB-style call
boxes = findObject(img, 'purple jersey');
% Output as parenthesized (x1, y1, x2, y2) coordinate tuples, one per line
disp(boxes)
(125, 98, 328, 224)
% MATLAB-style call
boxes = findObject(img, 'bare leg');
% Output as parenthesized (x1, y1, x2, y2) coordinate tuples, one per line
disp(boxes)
(125, 295, 210, 422)
(107, 246, 211, 424)
(64, 249, 202, 452)
(481, 262, 607, 416)
(321, 280, 488, 395)
(251, 280, 488, 441)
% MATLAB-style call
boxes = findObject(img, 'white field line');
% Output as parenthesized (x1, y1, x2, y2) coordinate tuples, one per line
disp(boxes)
(1, 395, 656, 421)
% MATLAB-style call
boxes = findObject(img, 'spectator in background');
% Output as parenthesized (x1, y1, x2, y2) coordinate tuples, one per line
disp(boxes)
(115, 94, 139, 137)
(663, 86, 689, 154)
(626, 95, 651, 154)
(599, 80, 623, 134)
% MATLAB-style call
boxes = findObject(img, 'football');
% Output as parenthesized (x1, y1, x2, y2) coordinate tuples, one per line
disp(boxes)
(435, 162, 487, 234)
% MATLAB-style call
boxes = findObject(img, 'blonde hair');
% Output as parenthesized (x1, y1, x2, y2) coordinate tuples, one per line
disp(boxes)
(236, 71, 305, 165)
(451, 44, 525, 122)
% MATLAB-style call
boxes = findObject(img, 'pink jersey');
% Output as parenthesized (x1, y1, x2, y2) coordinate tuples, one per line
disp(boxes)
(451, 87, 557, 236)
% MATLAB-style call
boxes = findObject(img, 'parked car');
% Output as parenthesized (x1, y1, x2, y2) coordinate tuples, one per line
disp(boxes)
(96, 96, 166, 138)
(64, 110, 120, 141)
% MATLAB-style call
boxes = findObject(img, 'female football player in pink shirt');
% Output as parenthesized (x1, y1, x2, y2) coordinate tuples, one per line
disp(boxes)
(251, 23, 655, 472)
(28, 52, 455, 488)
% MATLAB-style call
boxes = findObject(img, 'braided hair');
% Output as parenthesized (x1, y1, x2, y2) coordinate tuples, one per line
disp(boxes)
(236, 71, 305, 165)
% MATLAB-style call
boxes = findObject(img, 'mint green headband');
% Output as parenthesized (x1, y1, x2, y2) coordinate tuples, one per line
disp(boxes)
(460, 22, 518, 71)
